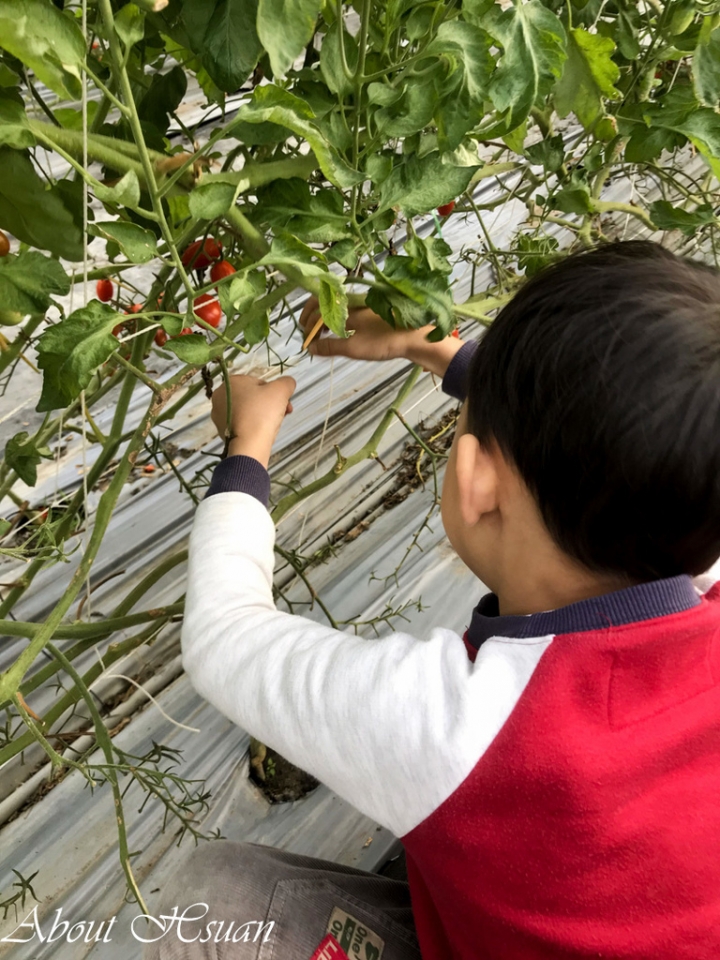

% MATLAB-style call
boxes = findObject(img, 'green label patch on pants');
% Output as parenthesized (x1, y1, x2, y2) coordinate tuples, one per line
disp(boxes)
(327, 907, 385, 960)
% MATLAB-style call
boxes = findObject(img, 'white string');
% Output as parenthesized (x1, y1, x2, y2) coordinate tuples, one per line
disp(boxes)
(79, 0, 92, 618)
(101, 672, 201, 734)
(91, 644, 202, 733)
(296, 355, 335, 550)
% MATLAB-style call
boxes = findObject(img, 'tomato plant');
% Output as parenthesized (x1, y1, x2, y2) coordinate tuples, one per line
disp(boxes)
(0, 0, 719, 914)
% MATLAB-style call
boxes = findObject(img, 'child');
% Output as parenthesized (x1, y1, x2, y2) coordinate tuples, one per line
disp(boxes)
(148, 241, 720, 960)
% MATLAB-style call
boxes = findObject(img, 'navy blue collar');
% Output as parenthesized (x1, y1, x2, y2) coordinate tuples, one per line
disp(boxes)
(467, 574, 700, 651)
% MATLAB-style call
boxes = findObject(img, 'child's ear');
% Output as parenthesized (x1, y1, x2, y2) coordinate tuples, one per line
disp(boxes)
(454, 433, 500, 526)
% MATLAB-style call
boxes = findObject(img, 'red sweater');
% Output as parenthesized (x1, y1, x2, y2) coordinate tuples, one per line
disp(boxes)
(403, 579, 720, 958)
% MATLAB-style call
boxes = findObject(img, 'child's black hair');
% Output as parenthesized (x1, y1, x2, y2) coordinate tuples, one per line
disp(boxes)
(466, 240, 720, 581)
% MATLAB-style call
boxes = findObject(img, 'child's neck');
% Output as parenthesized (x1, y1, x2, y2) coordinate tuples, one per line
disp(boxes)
(490, 535, 638, 617)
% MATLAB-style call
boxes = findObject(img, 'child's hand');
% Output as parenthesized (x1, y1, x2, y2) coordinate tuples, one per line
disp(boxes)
(300, 297, 465, 377)
(211, 374, 295, 468)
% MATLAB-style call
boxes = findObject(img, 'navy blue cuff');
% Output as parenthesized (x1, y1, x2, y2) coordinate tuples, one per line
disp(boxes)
(205, 455, 270, 508)
(441, 341, 478, 402)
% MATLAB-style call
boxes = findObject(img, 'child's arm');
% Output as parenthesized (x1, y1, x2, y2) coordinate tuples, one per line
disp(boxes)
(181, 372, 550, 840)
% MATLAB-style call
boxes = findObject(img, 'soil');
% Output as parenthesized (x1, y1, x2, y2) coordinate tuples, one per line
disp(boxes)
(248, 746, 319, 804)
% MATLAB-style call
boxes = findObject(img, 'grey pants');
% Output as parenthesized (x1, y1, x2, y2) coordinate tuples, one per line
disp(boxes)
(142, 842, 421, 960)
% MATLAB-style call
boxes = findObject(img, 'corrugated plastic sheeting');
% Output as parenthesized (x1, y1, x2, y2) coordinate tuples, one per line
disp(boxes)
(0, 125, 706, 955)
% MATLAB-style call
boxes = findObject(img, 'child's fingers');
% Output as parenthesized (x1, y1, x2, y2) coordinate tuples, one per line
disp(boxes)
(299, 296, 321, 331)
(308, 334, 358, 358)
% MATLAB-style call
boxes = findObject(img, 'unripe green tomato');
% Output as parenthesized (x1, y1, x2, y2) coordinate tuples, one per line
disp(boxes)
(0, 309, 24, 326)
(669, 4, 695, 36)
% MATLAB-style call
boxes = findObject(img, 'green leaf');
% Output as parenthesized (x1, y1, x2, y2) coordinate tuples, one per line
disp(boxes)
(552, 181, 593, 215)
(115, 3, 145, 48)
(367, 83, 402, 107)
(367, 256, 454, 334)
(235, 85, 362, 189)
(365, 152, 393, 185)
(181, 0, 263, 92)
(0, 91, 35, 149)
(622, 117, 684, 163)
(36, 302, 120, 412)
(253, 178, 351, 242)
(164, 334, 211, 364)
(88, 220, 158, 263)
(515, 233, 559, 276)
(327, 239, 358, 269)
(555, 28, 621, 129)
(138, 64, 187, 136)
(648, 200, 715, 236)
(240, 309, 269, 345)
(379, 152, 480, 216)
(317, 276, 348, 337)
(257, 0, 322, 77)
(159, 315, 184, 336)
(629, 89, 720, 178)
(693, 18, 720, 109)
(257, 231, 330, 278)
(476, 0, 566, 133)
(0, 0, 85, 100)
(525, 133, 565, 172)
(231, 120, 289, 145)
(4, 431, 46, 486)
(320, 20, 358, 96)
(374, 75, 439, 141)
(0, 251, 70, 315)
(54, 102, 99, 130)
(188, 180, 237, 220)
(93, 171, 141, 209)
(219, 269, 265, 316)
(424, 21, 494, 151)
(0, 147, 84, 261)
(404, 235, 453, 275)
(615, 5, 640, 60)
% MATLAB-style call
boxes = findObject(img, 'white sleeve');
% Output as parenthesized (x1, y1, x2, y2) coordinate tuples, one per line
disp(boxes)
(693, 555, 720, 596)
(181, 492, 552, 837)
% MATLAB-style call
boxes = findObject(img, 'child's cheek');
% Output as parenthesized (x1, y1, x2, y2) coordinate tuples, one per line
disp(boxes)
(441, 424, 464, 551)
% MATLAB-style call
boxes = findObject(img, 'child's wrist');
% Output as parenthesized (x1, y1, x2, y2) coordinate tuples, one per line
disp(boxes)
(226, 434, 273, 467)
(406, 333, 465, 377)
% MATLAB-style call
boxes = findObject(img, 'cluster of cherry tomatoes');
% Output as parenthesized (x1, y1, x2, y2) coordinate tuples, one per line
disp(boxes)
(97, 235, 237, 350)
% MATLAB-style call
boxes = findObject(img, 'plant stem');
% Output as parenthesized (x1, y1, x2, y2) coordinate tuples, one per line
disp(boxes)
(46, 642, 148, 913)
(97, 0, 196, 305)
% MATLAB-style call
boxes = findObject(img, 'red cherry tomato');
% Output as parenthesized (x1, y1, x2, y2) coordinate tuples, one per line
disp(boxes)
(193, 294, 222, 328)
(126, 303, 143, 314)
(437, 201, 456, 218)
(96, 278, 114, 302)
(154, 328, 168, 347)
(112, 323, 125, 338)
(0, 231, 10, 257)
(176, 327, 193, 336)
(181, 238, 223, 270)
(210, 259, 236, 284)
(451, 328, 460, 338)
